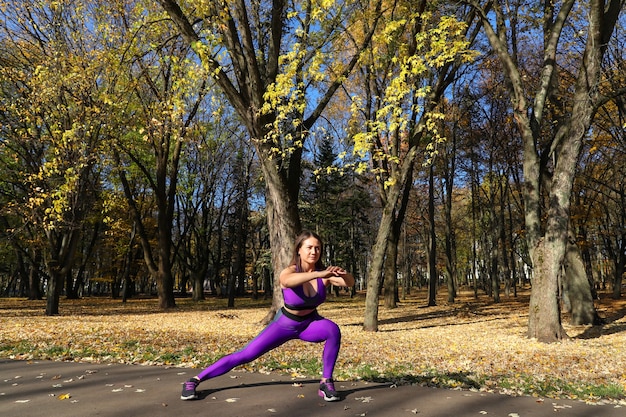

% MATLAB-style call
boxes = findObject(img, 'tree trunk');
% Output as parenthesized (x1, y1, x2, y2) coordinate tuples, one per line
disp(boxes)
(476, 0, 620, 342)
(363, 147, 419, 331)
(363, 222, 389, 331)
(156, 236, 176, 309)
(427, 165, 437, 307)
(260, 166, 301, 324)
(562, 233, 600, 325)
(527, 238, 568, 341)
(44, 228, 80, 316)
(612, 223, 625, 299)
(489, 202, 500, 303)
(383, 232, 398, 309)
(443, 133, 457, 303)
(28, 250, 42, 300)
(46, 261, 62, 316)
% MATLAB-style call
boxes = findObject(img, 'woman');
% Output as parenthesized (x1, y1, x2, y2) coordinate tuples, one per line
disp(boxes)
(181, 230, 355, 402)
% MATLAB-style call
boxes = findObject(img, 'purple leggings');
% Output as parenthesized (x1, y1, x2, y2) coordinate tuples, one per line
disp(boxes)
(196, 308, 341, 381)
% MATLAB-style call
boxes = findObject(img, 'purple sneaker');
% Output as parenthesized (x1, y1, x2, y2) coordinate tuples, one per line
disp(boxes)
(181, 378, 199, 400)
(319, 378, 340, 401)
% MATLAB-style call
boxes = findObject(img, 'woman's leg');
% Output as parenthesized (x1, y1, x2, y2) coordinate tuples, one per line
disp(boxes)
(298, 316, 341, 379)
(196, 312, 299, 382)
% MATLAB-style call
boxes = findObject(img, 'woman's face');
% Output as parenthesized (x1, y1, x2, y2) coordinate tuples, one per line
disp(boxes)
(298, 237, 321, 267)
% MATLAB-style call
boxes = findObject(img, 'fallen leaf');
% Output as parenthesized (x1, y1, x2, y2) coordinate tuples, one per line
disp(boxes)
(58, 393, 71, 400)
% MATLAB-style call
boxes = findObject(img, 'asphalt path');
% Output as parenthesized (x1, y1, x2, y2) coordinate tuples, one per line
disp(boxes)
(1, 359, 624, 417)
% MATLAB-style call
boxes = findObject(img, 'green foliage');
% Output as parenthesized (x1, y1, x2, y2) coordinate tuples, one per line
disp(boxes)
(301, 133, 373, 269)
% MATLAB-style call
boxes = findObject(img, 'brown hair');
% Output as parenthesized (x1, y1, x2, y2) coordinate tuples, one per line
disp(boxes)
(290, 230, 325, 271)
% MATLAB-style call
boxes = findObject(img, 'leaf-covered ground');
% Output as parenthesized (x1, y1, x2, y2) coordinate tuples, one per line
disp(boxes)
(2, 288, 626, 403)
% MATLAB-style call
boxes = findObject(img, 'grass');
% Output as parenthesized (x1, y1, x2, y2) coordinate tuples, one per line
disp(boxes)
(1, 287, 626, 404)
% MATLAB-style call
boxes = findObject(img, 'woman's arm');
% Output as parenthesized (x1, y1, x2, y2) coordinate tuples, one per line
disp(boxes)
(322, 266, 355, 288)
(279, 265, 355, 288)
(279, 265, 324, 288)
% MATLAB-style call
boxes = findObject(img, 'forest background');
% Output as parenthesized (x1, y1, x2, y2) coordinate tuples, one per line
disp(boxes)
(1, 0, 625, 401)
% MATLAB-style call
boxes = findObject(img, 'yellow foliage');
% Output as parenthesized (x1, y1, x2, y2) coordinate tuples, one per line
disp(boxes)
(350, 10, 478, 175)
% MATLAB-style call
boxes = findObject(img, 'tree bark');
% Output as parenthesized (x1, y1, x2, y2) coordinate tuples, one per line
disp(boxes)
(527, 238, 568, 340)
(383, 232, 398, 309)
(28, 250, 42, 300)
(363, 145, 419, 331)
(474, 0, 622, 342)
(562, 233, 600, 325)
(261, 174, 301, 324)
(427, 165, 437, 307)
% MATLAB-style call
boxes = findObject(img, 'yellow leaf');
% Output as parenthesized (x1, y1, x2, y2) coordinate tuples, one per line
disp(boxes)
(58, 393, 71, 400)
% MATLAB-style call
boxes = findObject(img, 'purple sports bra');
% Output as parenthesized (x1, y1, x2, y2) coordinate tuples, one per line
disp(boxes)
(283, 277, 326, 310)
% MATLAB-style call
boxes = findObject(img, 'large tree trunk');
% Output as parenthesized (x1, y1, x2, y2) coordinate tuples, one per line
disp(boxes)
(528, 0, 618, 340)
(476, 0, 621, 342)
(363, 221, 390, 331)
(44, 229, 80, 316)
(156, 256, 176, 309)
(191, 268, 206, 302)
(562, 233, 600, 325)
(46, 263, 62, 316)
(260, 171, 301, 324)
(527, 85, 594, 340)
(527, 237, 568, 341)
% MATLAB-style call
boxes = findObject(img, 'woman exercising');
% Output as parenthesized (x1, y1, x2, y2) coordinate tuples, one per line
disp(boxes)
(181, 230, 355, 402)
